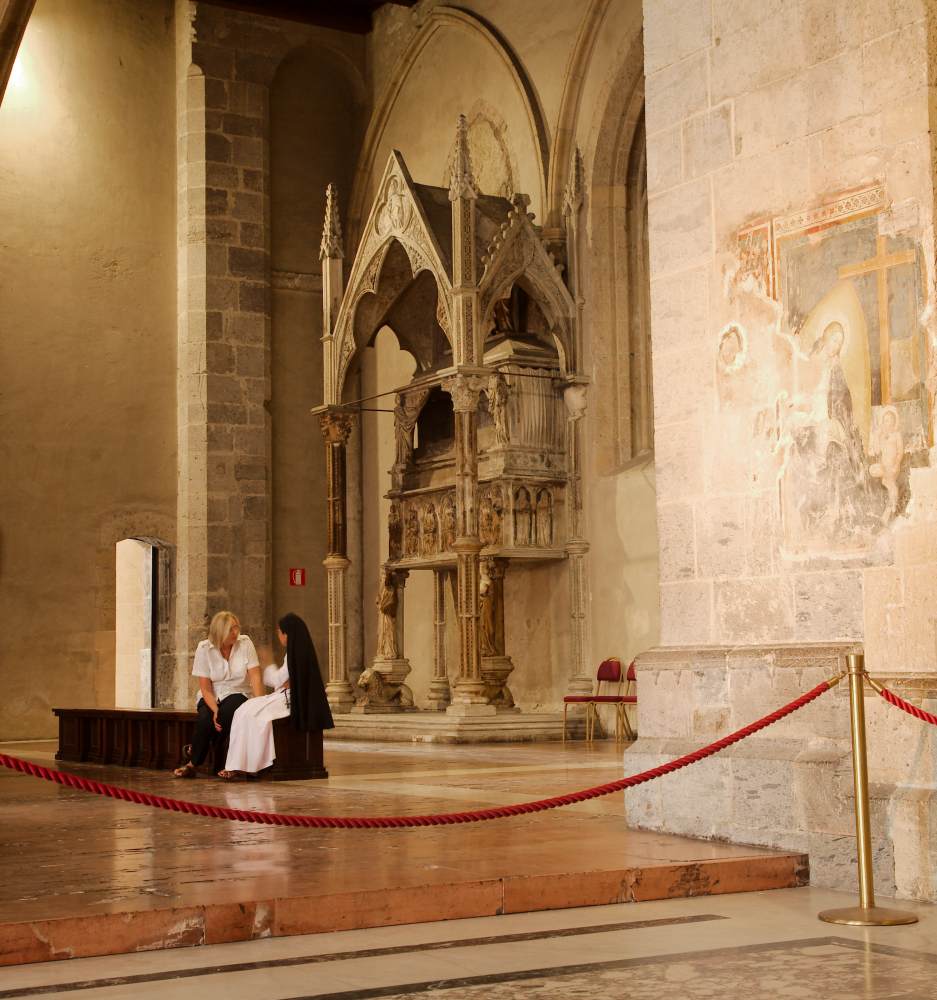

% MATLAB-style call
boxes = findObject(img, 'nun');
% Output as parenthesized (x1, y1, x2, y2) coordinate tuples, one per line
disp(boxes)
(219, 613, 334, 779)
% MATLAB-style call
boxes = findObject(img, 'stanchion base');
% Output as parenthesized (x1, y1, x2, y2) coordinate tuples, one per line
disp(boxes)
(819, 905, 918, 926)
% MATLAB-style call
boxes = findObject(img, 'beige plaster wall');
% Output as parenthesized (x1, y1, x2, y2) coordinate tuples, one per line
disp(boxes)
(0, 0, 177, 738)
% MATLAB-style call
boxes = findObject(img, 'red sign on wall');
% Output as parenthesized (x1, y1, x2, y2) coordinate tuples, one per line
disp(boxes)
(289, 568, 306, 587)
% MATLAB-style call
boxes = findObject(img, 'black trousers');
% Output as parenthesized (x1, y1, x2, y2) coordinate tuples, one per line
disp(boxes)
(191, 693, 247, 767)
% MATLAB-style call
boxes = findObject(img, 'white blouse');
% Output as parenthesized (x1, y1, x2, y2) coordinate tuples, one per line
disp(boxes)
(263, 655, 290, 693)
(191, 634, 260, 704)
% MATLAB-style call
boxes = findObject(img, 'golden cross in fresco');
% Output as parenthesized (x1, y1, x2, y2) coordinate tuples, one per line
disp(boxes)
(838, 234, 915, 403)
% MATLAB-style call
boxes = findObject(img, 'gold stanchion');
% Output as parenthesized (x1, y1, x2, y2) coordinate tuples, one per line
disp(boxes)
(819, 652, 917, 926)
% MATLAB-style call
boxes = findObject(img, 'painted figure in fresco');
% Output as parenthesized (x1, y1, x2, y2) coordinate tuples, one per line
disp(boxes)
(514, 486, 532, 545)
(441, 494, 457, 551)
(421, 503, 438, 555)
(405, 506, 420, 556)
(375, 571, 398, 660)
(784, 320, 878, 544)
(870, 407, 905, 524)
(717, 324, 744, 372)
(487, 373, 511, 447)
(388, 501, 402, 560)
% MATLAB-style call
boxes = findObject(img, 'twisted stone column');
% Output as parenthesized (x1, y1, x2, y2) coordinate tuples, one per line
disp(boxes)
(320, 408, 356, 711)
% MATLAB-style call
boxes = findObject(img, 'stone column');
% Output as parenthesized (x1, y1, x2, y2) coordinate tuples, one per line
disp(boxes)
(444, 375, 494, 715)
(319, 408, 355, 711)
(480, 557, 516, 710)
(564, 383, 592, 698)
(426, 568, 452, 710)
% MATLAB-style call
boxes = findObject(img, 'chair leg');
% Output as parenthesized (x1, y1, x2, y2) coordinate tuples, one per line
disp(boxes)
(621, 706, 635, 742)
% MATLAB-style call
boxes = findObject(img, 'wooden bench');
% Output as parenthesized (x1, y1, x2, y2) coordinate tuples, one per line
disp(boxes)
(52, 707, 328, 780)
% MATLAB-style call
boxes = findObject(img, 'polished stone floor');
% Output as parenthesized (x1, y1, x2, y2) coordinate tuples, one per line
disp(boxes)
(0, 737, 806, 966)
(1, 887, 933, 999)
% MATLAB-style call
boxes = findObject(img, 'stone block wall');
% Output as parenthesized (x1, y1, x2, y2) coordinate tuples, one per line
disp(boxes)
(638, 0, 937, 898)
(174, 0, 276, 695)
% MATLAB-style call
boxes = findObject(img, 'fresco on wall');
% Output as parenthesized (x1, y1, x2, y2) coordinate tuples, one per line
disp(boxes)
(726, 185, 933, 559)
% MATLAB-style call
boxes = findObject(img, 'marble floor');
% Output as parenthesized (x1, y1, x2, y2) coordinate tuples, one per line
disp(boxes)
(0, 887, 933, 999)
(0, 738, 807, 966)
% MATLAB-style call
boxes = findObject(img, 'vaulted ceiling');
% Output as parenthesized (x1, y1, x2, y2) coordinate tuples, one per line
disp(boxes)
(201, 0, 418, 34)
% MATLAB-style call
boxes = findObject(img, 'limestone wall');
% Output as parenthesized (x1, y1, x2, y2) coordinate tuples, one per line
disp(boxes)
(0, 0, 177, 738)
(635, 0, 937, 898)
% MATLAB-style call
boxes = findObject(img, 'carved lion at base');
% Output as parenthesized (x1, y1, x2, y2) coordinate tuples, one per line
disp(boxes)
(356, 667, 415, 709)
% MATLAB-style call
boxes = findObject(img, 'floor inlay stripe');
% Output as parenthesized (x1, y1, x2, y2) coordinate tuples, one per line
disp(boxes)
(0, 914, 726, 997)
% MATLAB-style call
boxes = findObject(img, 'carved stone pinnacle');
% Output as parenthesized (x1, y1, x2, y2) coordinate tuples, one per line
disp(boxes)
(320, 183, 344, 261)
(449, 113, 478, 202)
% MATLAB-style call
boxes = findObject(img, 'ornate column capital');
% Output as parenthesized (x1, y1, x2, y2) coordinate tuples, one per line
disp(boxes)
(563, 382, 588, 421)
(319, 408, 356, 444)
(442, 373, 488, 412)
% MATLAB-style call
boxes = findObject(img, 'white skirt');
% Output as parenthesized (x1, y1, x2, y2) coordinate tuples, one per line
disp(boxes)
(224, 691, 290, 773)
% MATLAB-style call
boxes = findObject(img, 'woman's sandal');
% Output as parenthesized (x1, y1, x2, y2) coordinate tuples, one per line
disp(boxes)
(172, 761, 197, 779)
(217, 770, 246, 781)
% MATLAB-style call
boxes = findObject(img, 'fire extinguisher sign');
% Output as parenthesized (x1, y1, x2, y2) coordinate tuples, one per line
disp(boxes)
(289, 568, 306, 587)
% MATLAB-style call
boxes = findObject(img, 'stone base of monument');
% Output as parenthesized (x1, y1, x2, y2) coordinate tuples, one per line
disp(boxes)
(331, 709, 580, 743)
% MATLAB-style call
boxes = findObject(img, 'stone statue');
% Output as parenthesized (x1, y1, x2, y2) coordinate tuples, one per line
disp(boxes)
(357, 667, 414, 708)
(514, 486, 532, 545)
(479, 494, 495, 546)
(393, 394, 414, 468)
(441, 494, 457, 550)
(405, 506, 420, 555)
(535, 488, 553, 546)
(487, 373, 510, 447)
(493, 297, 514, 332)
(388, 501, 402, 559)
(479, 560, 497, 656)
(421, 503, 438, 555)
(376, 571, 398, 659)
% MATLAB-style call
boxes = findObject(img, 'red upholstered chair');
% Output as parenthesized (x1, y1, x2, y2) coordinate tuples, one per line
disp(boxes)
(563, 658, 637, 742)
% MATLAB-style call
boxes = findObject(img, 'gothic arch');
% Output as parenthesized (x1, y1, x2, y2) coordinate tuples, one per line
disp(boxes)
(584, 31, 650, 474)
(347, 6, 550, 245)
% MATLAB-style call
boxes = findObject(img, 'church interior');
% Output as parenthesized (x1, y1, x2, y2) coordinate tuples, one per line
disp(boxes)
(3, 0, 937, 996)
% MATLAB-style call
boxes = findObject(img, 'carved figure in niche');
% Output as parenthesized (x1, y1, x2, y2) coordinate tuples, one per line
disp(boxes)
(376, 571, 398, 660)
(479, 493, 495, 546)
(441, 494, 457, 550)
(376, 175, 411, 236)
(393, 394, 415, 468)
(487, 373, 511, 447)
(421, 503, 438, 555)
(388, 501, 402, 559)
(514, 486, 532, 545)
(869, 406, 904, 524)
(357, 667, 414, 708)
(478, 561, 497, 657)
(493, 297, 514, 332)
(535, 488, 554, 546)
(405, 506, 420, 556)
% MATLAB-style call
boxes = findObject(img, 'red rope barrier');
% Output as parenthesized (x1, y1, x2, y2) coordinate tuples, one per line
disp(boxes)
(0, 677, 839, 829)
(869, 677, 937, 728)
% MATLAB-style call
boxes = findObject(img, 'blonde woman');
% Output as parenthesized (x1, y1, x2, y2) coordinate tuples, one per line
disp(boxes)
(173, 611, 262, 778)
